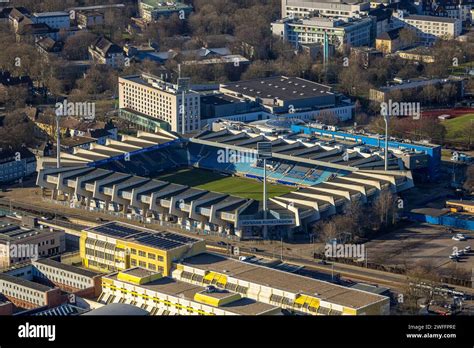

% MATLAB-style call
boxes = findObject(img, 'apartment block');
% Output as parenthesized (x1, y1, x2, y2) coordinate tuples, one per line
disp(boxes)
(272, 16, 373, 50)
(0, 148, 36, 184)
(32, 258, 102, 297)
(31, 11, 70, 29)
(281, 0, 370, 19)
(138, 0, 193, 22)
(119, 74, 201, 133)
(0, 273, 63, 310)
(393, 12, 462, 42)
(369, 76, 465, 103)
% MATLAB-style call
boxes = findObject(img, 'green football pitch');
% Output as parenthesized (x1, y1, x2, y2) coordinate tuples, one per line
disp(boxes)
(156, 168, 294, 200)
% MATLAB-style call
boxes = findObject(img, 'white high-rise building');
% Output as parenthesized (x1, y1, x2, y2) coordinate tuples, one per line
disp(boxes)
(119, 74, 201, 134)
(281, 0, 371, 19)
(272, 16, 373, 50)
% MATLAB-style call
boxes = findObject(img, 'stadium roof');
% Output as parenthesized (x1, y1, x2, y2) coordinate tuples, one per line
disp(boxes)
(39, 129, 179, 170)
(192, 129, 401, 171)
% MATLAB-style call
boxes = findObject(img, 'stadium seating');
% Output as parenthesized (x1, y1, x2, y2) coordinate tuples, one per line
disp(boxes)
(103, 141, 351, 187)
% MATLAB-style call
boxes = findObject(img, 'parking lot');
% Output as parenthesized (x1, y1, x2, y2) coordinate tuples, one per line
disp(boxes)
(365, 222, 474, 277)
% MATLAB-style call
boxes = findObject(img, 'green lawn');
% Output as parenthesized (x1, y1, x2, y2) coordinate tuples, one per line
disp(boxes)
(451, 61, 474, 76)
(157, 168, 295, 200)
(444, 113, 474, 145)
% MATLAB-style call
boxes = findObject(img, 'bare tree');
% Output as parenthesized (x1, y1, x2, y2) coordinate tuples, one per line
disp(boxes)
(315, 110, 339, 126)
(399, 28, 418, 48)
(400, 260, 443, 314)
(464, 165, 474, 193)
(372, 190, 398, 229)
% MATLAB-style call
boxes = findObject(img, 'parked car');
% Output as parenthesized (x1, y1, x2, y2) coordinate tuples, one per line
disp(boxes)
(449, 255, 460, 261)
(452, 234, 467, 241)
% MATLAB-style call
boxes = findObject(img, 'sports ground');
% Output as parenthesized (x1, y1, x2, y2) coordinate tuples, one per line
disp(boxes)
(444, 113, 473, 145)
(157, 168, 294, 200)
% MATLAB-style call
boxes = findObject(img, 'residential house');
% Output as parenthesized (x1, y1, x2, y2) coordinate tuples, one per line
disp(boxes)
(16, 23, 59, 43)
(36, 37, 63, 57)
(76, 10, 104, 28)
(375, 27, 403, 53)
(7, 7, 32, 32)
(88, 37, 125, 68)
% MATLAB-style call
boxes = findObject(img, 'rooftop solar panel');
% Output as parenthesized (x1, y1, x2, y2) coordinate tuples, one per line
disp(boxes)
(161, 232, 198, 244)
(136, 234, 182, 250)
(0, 225, 22, 235)
(90, 222, 201, 250)
(94, 227, 127, 238)
(94, 224, 141, 238)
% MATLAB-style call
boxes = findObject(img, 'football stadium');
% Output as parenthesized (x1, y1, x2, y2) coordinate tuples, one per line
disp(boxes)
(37, 123, 414, 240)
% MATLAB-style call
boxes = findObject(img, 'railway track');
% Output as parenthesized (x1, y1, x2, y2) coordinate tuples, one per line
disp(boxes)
(2, 197, 473, 296)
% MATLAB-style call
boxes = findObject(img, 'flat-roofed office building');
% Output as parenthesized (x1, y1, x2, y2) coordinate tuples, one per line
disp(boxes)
(173, 253, 391, 315)
(99, 267, 281, 315)
(0, 273, 63, 309)
(80, 221, 206, 275)
(0, 216, 65, 269)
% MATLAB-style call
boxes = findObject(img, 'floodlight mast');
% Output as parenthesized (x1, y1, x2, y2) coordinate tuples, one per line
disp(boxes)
(263, 157, 267, 238)
(384, 114, 389, 171)
(56, 113, 61, 169)
(258, 142, 271, 240)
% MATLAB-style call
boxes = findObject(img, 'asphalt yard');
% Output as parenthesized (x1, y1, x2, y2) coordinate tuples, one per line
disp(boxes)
(365, 222, 474, 276)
